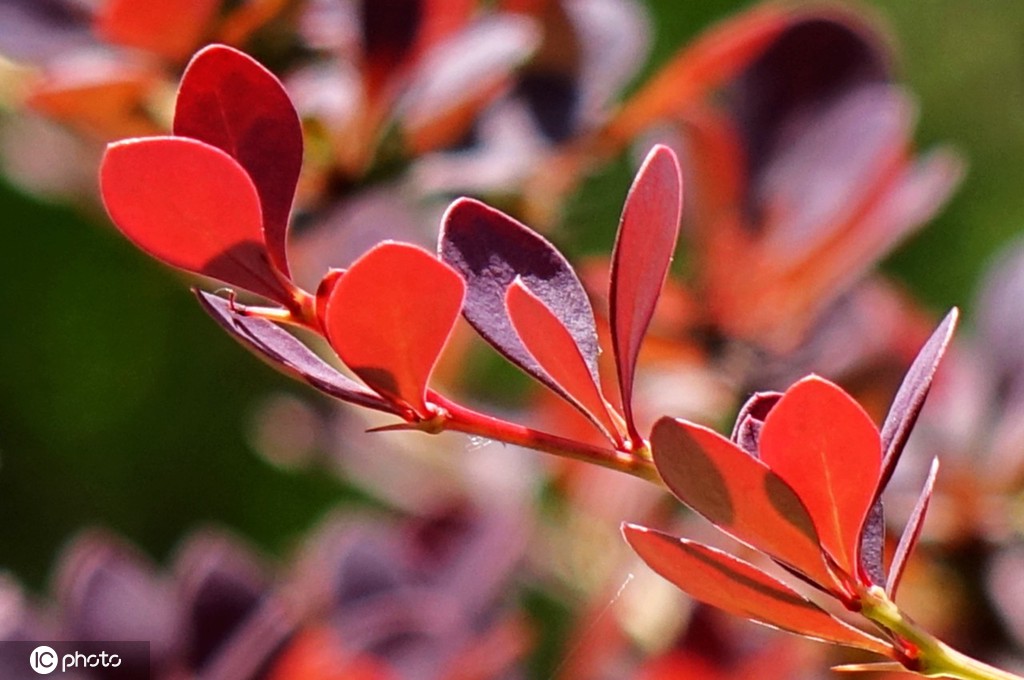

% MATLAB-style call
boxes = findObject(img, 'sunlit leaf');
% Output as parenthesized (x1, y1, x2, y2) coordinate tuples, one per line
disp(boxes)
(94, 0, 218, 61)
(623, 525, 891, 654)
(650, 417, 838, 591)
(886, 457, 939, 598)
(879, 309, 958, 490)
(759, 376, 881, 577)
(506, 279, 619, 443)
(609, 145, 682, 440)
(439, 198, 601, 400)
(100, 136, 291, 303)
(325, 242, 465, 418)
(175, 44, 304, 277)
(196, 291, 399, 415)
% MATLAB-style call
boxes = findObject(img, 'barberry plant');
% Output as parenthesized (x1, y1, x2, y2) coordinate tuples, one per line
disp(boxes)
(97, 43, 1021, 680)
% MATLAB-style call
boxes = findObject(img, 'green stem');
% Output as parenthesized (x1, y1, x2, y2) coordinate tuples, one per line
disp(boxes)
(860, 586, 1023, 680)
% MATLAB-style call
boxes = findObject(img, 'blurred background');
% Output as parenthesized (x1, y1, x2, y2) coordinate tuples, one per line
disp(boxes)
(0, 0, 1023, 677)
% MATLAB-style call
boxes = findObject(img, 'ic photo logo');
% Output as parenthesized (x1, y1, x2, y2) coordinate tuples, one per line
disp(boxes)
(22, 643, 133, 675)
(29, 645, 57, 675)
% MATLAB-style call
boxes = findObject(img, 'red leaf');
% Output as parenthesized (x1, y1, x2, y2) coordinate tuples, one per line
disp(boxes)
(650, 417, 838, 592)
(623, 525, 891, 655)
(605, 5, 788, 146)
(886, 457, 939, 598)
(100, 136, 291, 303)
(94, 0, 218, 61)
(759, 376, 882, 578)
(609, 145, 682, 441)
(324, 242, 465, 418)
(175, 45, 304, 278)
(506, 279, 620, 444)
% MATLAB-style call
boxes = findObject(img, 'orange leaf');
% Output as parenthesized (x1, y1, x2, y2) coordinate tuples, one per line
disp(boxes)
(100, 136, 291, 303)
(325, 242, 465, 418)
(506, 279, 620, 444)
(650, 417, 838, 592)
(95, 0, 219, 61)
(759, 376, 882, 578)
(623, 525, 891, 655)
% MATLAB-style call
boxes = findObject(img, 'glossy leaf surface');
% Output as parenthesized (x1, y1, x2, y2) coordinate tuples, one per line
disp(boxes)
(759, 377, 882, 576)
(196, 291, 398, 415)
(609, 145, 682, 439)
(650, 417, 836, 591)
(879, 309, 958, 491)
(325, 242, 465, 418)
(623, 525, 890, 654)
(101, 136, 290, 303)
(439, 198, 601, 398)
(175, 44, 303, 277)
(506, 279, 619, 442)
(886, 457, 939, 598)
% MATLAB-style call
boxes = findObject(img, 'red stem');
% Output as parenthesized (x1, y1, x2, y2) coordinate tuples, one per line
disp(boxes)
(429, 392, 662, 484)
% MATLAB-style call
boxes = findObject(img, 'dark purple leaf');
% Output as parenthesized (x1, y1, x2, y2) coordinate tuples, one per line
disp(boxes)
(859, 501, 886, 586)
(879, 308, 958, 491)
(731, 12, 890, 222)
(195, 290, 399, 415)
(175, 44, 303, 277)
(174, 531, 268, 671)
(439, 197, 601, 397)
(730, 391, 782, 456)
(886, 457, 939, 598)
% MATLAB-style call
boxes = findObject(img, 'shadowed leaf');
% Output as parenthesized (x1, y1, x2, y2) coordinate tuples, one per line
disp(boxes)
(623, 525, 891, 654)
(506, 279, 619, 443)
(175, 44, 304, 277)
(609, 145, 682, 440)
(650, 417, 837, 591)
(759, 377, 881, 577)
(730, 391, 782, 457)
(439, 198, 601, 398)
(100, 136, 291, 303)
(879, 309, 958, 491)
(196, 291, 398, 415)
(732, 13, 890, 218)
(325, 242, 465, 418)
(174, 531, 268, 670)
(887, 457, 939, 598)
(859, 502, 886, 587)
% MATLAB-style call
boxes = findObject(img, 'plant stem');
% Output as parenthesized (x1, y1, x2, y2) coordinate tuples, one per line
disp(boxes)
(860, 586, 1024, 680)
(430, 393, 662, 485)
